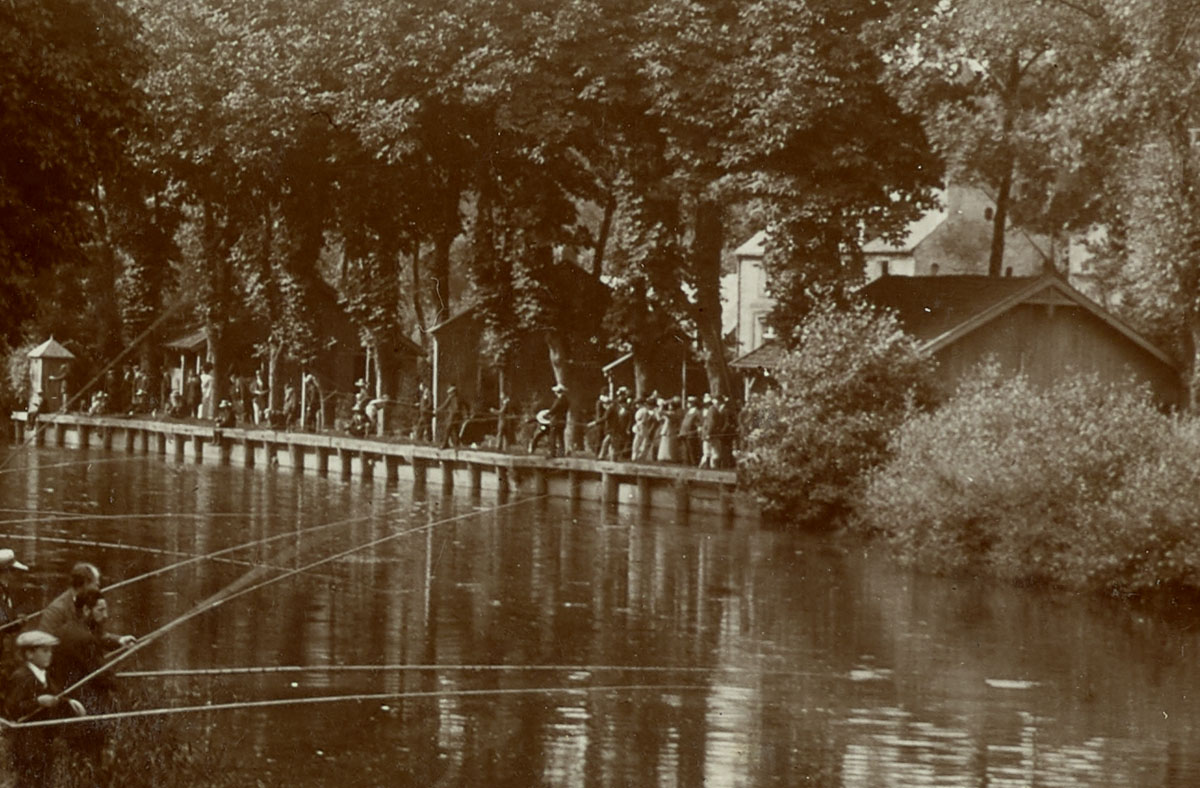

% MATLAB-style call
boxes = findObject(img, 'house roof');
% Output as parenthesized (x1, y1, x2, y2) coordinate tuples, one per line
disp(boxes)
(862, 204, 949, 254)
(732, 274, 1177, 371)
(27, 337, 74, 359)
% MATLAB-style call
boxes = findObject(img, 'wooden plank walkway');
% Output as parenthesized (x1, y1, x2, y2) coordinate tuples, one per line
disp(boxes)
(9, 412, 755, 521)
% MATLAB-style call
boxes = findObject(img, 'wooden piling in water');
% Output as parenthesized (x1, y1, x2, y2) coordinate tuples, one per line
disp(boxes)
(315, 447, 328, 477)
(384, 455, 399, 485)
(601, 472, 618, 509)
(674, 479, 689, 520)
(469, 464, 482, 494)
(124, 427, 135, 453)
(172, 434, 185, 462)
(361, 453, 374, 483)
(79, 423, 91, 450)
(191, 434, 204, 463)
(139, 429, 150, 454)
(243, 438, 256, 468)
(497, 466, 510, 501)
(338, 448, 352, 480)
(101, 426, 113, 451)
(440, 460, 454, 491)
(218, 435, 232, 466)
(156, 432, 167, 455)
(290, 443, 304, 472)
(412, 459, 427, 492)
(636, 476, 651, 511)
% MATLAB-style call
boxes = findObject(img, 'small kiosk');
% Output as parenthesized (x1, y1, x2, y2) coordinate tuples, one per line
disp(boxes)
(27, 337, 74, 413)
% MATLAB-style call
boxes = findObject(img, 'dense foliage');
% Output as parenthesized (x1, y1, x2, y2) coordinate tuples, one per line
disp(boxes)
(858, 366, 1200, 597)
(739, 300, 936, 525)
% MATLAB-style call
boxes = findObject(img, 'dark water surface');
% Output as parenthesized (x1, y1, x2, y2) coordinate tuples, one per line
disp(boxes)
(2, 448, 1200, 786)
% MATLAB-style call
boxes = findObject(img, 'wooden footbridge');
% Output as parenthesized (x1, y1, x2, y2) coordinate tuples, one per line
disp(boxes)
(9, 412, 755, 521)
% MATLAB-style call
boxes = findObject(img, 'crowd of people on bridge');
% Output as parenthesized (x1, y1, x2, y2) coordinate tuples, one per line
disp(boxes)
(0, 554, 138, 786)
(422, 382, 740, 468)
(71, 361, 743, 469)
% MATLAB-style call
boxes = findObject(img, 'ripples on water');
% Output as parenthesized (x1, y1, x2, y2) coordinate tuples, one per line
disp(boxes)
(1, 447, 1199, 786)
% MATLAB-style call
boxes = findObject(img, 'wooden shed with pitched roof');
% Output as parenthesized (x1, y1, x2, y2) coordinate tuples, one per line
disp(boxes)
(732, 274, 1183, 409)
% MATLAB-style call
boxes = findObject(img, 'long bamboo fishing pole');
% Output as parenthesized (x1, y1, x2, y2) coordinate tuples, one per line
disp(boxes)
(114, 663, 828, 679)
(0, 500, 407, 636)
(0, 532, 407, 603)
(9, 683, 705, 730)
(51, 494, 547, 708)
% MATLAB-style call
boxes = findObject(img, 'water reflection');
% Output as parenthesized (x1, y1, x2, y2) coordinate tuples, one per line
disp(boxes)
(1, 447, 1199, 786)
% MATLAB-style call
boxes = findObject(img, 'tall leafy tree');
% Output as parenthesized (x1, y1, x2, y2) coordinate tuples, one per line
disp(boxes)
(0, 0, 147, 344)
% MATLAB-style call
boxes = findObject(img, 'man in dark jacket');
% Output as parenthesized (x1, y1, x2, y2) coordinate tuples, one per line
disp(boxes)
(53, 589, 121, 765)
(530, 384, 570, 457)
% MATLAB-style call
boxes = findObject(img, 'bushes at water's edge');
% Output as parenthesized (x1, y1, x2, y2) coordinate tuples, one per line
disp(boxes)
(857, 366, 1200, 596)
(738, 301, 937, 526)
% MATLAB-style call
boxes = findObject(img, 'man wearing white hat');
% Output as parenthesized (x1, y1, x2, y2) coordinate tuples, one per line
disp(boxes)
(5, 630, 85, 787)
(0, 548, 29, 633)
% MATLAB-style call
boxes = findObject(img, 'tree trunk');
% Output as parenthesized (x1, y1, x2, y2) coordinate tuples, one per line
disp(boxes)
(592, 194, 616, 278)
(545, 330, 583, 450)
(988, 54, 1022, 278)
(692, 196, 731, 396)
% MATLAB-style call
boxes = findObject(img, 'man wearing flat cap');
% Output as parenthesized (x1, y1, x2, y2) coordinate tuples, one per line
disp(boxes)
(5, 630, 85, 787)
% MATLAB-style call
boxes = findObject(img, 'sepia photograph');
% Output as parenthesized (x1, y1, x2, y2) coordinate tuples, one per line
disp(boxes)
(1, 0, 1197, 785)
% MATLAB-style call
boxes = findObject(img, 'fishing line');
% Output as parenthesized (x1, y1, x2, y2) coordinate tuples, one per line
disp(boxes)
(0, 532, 407, 600)
(51, 494, 547, 707)
(0, 455, 156, 477)
(8, 683, 704, 730)
(115, 663, 829, 679)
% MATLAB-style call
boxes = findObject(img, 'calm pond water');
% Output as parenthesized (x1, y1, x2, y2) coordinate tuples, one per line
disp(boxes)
(1, 447, 1199, 786)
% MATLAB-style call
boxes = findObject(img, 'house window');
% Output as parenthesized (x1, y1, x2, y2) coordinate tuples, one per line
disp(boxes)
(880, 260, 889, 276)
(930, 263, 940, 276)
(1005, 266, 1013, 277)
(984, 207, 994, 221)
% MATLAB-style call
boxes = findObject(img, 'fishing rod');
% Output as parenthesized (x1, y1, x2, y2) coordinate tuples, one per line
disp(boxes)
(102, 500, 406, 592)
(0, 500, 415, 636)
(8, 683, 705, 730)
(0, 532, 408, 602)
(51, 494, 548, 708)
(115, 663, 830, 679)
(0, 510, 271, 525)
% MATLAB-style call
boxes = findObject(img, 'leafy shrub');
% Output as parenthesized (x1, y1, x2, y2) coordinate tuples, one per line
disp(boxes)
(738, 300, 936, 527)
(858, 363, 1198, 595)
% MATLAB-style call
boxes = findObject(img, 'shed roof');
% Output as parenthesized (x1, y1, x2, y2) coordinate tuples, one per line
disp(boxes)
(729, 340, 785, 370)
(164, 327, 208, 353)
(858, 273, 1176, 368)
(27, 337, 75, 359)
(732, 274, 1177, 372)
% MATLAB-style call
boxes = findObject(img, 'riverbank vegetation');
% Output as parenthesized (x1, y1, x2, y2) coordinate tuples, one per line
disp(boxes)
(738, 300, 936, 525)
(742, 320, 1200, 600)
(861, 367, 1200, 599)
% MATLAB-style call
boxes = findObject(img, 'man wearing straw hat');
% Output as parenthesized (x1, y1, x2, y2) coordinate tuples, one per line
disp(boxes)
(4, 630, 85, 787)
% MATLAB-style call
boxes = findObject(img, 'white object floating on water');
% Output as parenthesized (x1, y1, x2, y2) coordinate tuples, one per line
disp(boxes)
(290, 681, 299, 688)
(849, 668, 892, 682)
(380, 705, 390, 712)
(985, 678, 1040, 690)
